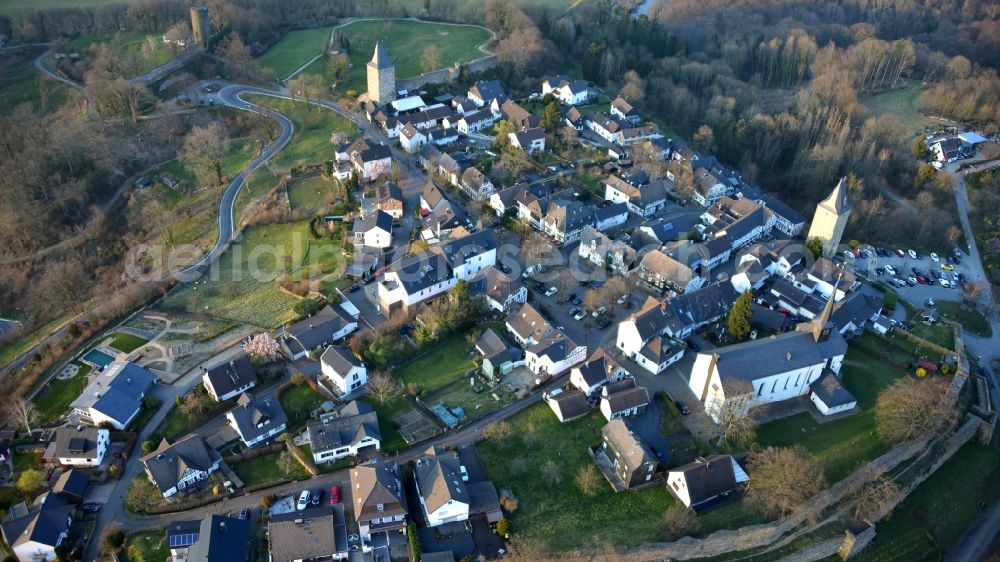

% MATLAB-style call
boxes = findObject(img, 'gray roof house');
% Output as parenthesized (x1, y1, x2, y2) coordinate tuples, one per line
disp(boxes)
(350, 459, 408, 540)
(269, 505, 348, 562)
(545, 388, 592, 422)
(284, 304, 359, 360)
(187, 515, 251, 562)
(475, 328, 520, 379)
(226, 393, 288, 448)
(1, 493, 74, 562)
(600, 419, 657, 490)
(506, 302, 552, 347)
(70, 361, 156, 430)
(413, 447, 470, 527)
(201, 354, 256, 402)
(809, 370, 858, 416)
(600, 378, 650, 421)
(141, 435, 223, 498)
(666, 455, 748, 511)
(307, 400, 381, 464)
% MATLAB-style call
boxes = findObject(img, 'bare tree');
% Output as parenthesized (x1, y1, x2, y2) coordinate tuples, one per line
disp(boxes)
(482, 420, 512, 443)
(217, 32, 253, 79)
(287, 73, 325, 107)
(181, 122, 230, 186)
(521, 232, 556, 269)
(876, 376, 951, 444)
(277, 451, 298, 474)
(703, 380, 758, 449)
(9, 397, 39, 435)
(421, 45, 442, 73)
(366, 371, 402, 404)
(851, 472, 899, 522)
(509, 457, 528, 476)
(659, 504, 701, 540)
(327, 53, 350, 82)
(575, 465, 601, 496)
(745, 446, 826, 518)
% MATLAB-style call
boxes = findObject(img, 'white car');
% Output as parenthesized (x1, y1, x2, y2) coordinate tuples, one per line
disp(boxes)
(938, 278, 950, 288)
(930, 252, 939, 262)
(592, 306, 607, 318)
(617, 294, 630, 305)
(843, 250, 855, 260)
(544, 287, 558, 297)
(883, 265, 896, 276)
(573, 310, 587, 321)
(908, 249, 917, 259)
(460, 465, 469, 482)
(895, 278, 907, 288)
(297, 490, 311, 511)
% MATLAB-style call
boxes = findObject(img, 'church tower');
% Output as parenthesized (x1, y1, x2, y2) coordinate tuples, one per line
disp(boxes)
(366, 41, 395, 104)
(807, 177, 852, 259)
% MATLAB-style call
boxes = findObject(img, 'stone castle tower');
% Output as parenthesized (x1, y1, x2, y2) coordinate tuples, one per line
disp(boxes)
(367, 41, 395, 104)
(190, 6, 210, 46)
(807, 177, 852, 258)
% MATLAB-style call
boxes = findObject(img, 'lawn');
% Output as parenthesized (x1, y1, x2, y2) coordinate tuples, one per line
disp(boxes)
(478, 402, 680, 552)
(362, 397, 413, 453)
(126, 530, 169, 562)
(287, 174, 346, 216)
(396, 337, 475, 395)
(158, 220, 347, 327)
(64, 32, 174, 79)
(862, 84, 943, 136)
(254, 26, 334, 80)
(856, 442, 1000, 562)
(935, 300, 992, 337)
(909, 321, 955, 351)
(158, 389, 218, 441)
(279, 382, 325, 432)
(244, 95, 355, 171)
(107, 332, 149, 353)
(231, 450, 309, 488)
(33, 362, 92, 424)
(0, 47, 71, 115)
(754, 343, 908, 482)
(301, 19, 492, 95)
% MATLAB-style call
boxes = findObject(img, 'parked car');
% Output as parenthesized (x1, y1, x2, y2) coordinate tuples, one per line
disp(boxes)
(596, 318, 612, 330)
(685, 339, 701, 352)
(930, 252, 940, 262)
(81, 503, 102, 514)
(939, 278, 951, 288)
(907, 277, 918, 285)
(297, 491, 311, 511)
(895, 249, 906, 257)
(617, 294, 631, 305)
(916, 276, 928, 284)
(570, 295, 583, 306)
(675, 400, 690, 415)
(348, 284, 361, 293)
(908, 249, 918, 259)
(330, 486, 340, 504)
(460, 466, 469, 482)
(311, 489, 323, 505)
(843, 250, 855, 260)
(545, 286, 558, 297)
(573, 310, 587, 321)
(884, 265, 896, 276)
(940, 263, 954, 271)
(592, 306, 607, 318)
(569, 307, 582, 316)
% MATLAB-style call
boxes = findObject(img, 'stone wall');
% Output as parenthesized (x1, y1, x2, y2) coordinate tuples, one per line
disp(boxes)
(395, 54, 498, 92)
(775, 537, 842, 562)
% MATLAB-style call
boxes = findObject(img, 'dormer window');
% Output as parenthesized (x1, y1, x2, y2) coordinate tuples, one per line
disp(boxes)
(376, 503, 384, 512)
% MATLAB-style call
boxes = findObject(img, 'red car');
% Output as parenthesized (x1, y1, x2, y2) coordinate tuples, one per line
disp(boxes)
(329, 485, 340, 504)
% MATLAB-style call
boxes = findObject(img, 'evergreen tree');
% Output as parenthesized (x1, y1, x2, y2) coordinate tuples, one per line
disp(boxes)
(540, 101, 561, 132)
(727, 290, 753, 341)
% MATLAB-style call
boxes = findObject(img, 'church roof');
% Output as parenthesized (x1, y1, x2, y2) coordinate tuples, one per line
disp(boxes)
(369, 41, 393, 70)
(820, 177, 851, 214)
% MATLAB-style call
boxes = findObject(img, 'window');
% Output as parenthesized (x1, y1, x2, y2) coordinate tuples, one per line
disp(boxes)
(757, 384, 763, 397)
(771, 380, 777, 394)
(376, 503, 384, 512)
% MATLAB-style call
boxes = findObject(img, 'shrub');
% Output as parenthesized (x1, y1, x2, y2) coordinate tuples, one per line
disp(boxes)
(496, 518, 510, 538)
(407, 521, 421, 560)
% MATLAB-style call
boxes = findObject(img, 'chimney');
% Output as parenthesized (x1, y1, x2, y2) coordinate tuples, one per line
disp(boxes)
(786, 351, 792, 361)
(219, 521, 226, 533)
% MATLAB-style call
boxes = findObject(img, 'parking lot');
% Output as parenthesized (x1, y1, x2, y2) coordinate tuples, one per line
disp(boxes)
(843, 246, 980, 306)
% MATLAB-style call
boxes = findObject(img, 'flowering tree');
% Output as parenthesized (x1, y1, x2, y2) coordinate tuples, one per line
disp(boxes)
(243, 333, 280, 363)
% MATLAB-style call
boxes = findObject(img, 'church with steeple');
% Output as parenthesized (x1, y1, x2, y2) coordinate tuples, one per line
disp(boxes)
(687, 287, 849, 422)
(807, 177, 853, 259)
(366, 40, 395, 104)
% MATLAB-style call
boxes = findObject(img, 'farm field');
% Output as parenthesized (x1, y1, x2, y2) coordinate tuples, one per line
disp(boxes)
(0, 47, 71, 115)
(64, 31, 174, 78)
(754, 340, 909, 482)
(862, 85, 944, 136)
(243, 95, 355, 171)
(158, 220, 348, 327)
(301, 19, 492, 94)
(255, 26, 334, 80)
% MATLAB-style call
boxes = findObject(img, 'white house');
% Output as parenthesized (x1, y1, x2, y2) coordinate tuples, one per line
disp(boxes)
(599, 378, 650, 421)
(226, 393, 288, 448)
(283, 304, 359, 360)
(472, 266, 528, 313)
(594, 202, 629, 231)
(140, 436, 222, 498)
(399, 123, 427, 153)
(354, 210, 393, 249)
(1, 493, 74, 562)
(525, 331, 587, 376)
(69, 361, 156, 430)
(350, 460, 408, 546)
(44, 427, 109, 467)
(569, 349, 628, 397)
(201, 354, 256, 402)
(666, 455, 748, 510)
(467, 80, 505, 107)
(506, 302, 552, 347)
(320, 346, 368, 396)
(808, 371, 858, 416)
(414, 447, 469, 527)
(687, 301, 847, 422)
(509, 128, 546, 153)
(307, 400, 381, 464)
(459, 167, 495, 201)
(378, 253, 457, 316)
(350, 144, 393, 181)
(541, 75, 590, 105)
(456, 109, 497, 134)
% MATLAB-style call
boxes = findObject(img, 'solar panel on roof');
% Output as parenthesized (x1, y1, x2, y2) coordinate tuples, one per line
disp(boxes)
(168, 533, 199, 548)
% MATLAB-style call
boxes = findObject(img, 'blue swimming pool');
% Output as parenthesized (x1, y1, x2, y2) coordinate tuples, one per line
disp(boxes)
(82, 348, 114, 367)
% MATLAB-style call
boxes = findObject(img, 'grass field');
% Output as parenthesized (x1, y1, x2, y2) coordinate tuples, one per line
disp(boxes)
(0, 0, 125, 15)
(935, 300, 992, 337)
(158, 220, 347, 327)
(287, 175, 346, 216)
(362, 397, 412, 453)
(64, 31, 174, 79)
(478, 403, 680, 552)
(0, 47, 71, 115)
(909, 321, 955, 351)
(279, 382, 325, 432)
(255, 26, 333, 80)
(231, 450, 309, 487)
(856, 442, 1000, 562)
(126, 530, 169, 562)
(301, 19, 492, 94)
(33, 362, 91, 423)
(244, 95, 355, 171)
(107, 332, 149, 353)
(862, 85, 943, 136)
(754, 342, 908, 482)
